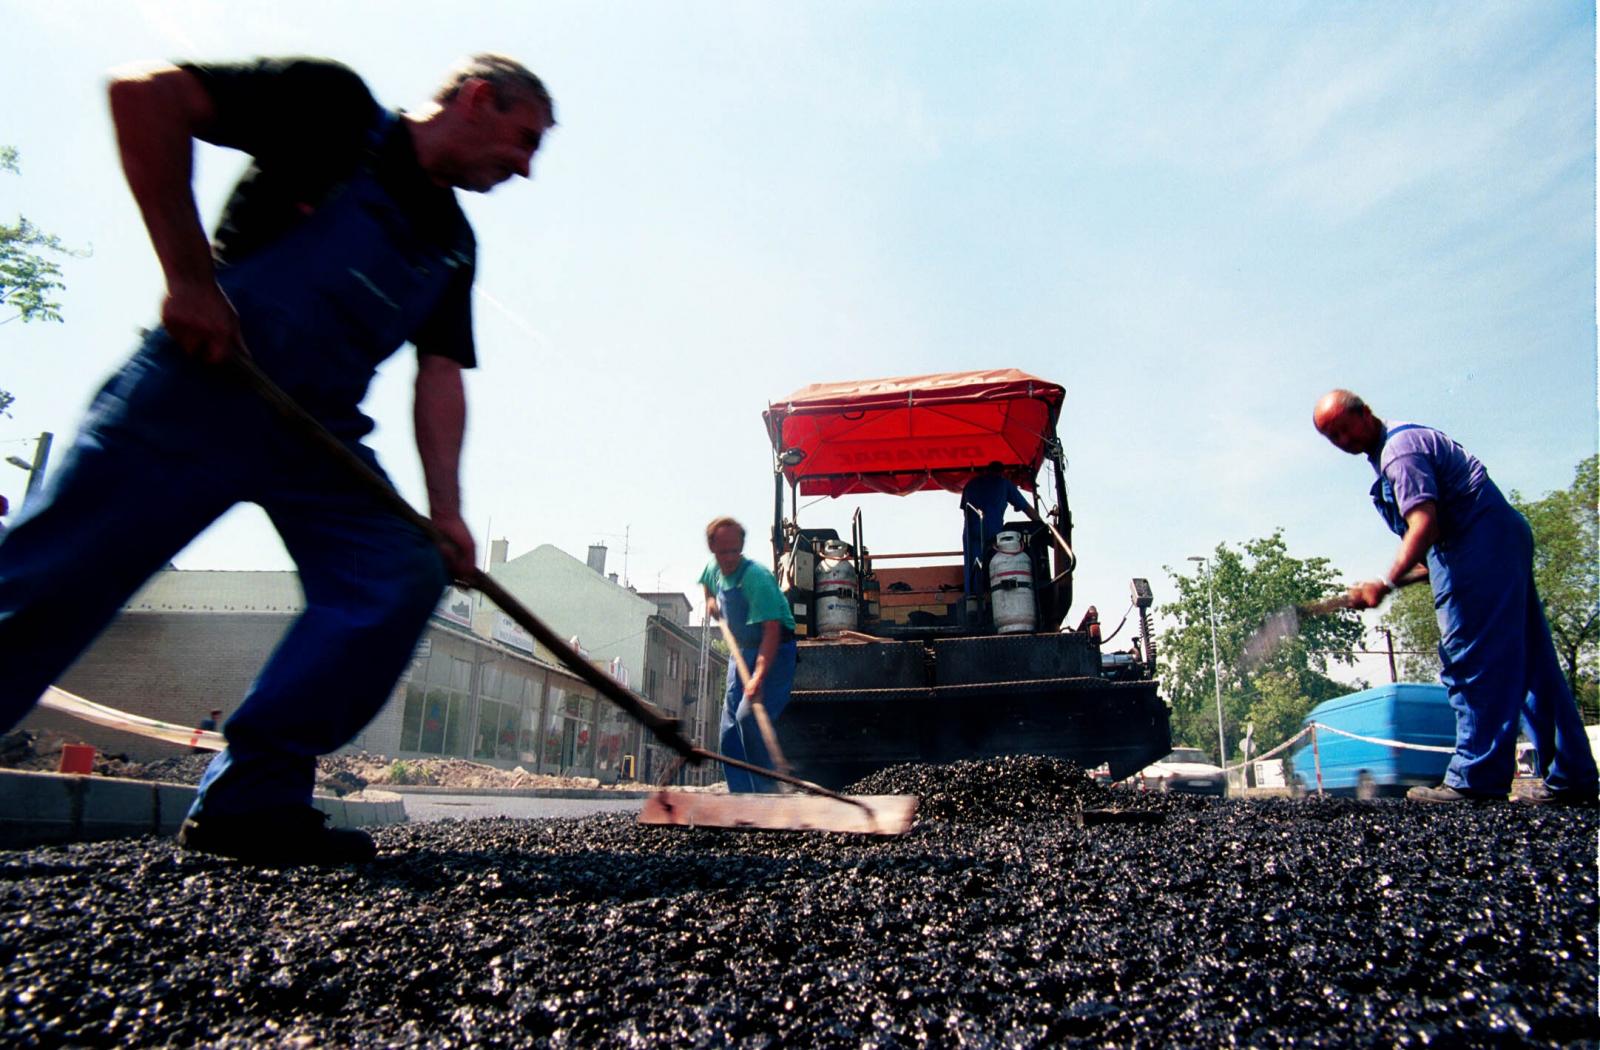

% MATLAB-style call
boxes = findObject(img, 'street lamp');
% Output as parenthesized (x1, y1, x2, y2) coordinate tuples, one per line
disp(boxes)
(1187, 555, 1227, 770)
(4, 432, 52, 504)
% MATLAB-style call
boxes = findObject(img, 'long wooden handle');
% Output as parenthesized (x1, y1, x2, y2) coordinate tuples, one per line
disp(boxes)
(227, 355, 698, 761)
(1298, 573, 1427, 617)
(713, 615, 792, 777)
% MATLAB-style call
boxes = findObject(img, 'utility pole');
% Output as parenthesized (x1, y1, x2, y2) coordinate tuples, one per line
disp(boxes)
(5, 431, 52, 505)
(1378, 627, 1398, 683)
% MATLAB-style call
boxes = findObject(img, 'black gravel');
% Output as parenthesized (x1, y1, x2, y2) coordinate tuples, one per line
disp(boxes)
(1, 755, 1594, 1047)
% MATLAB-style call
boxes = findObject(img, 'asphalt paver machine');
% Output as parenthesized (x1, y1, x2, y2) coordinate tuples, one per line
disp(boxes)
(761, 369, 1172, 789)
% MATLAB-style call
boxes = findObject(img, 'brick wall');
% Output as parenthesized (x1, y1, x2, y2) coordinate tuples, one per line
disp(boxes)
(23, 612, 293, 762)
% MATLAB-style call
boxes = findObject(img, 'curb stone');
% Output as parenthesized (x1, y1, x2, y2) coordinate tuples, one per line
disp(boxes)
(0, 769, 406, 848)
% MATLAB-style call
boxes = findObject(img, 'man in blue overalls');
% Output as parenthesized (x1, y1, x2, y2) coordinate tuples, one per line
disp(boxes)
(699, 517, 798, 793)
(1314, 389, 1597, 804)
(0, 56, 556, 861)
(960, 462, 1042, 599)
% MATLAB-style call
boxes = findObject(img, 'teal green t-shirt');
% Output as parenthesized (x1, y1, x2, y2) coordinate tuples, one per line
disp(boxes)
(699, 557, 797, 631)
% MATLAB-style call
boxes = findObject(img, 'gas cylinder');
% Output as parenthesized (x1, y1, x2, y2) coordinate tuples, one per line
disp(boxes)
(989, 531, 1036, 634)
(815, 540, 859, 636)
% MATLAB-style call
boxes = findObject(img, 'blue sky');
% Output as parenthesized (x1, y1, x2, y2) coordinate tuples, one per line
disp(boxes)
(2, 2, 1594, 686)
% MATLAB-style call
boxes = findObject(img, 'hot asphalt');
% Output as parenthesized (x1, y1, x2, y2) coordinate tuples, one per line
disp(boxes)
(0, 756, 1594, 1047)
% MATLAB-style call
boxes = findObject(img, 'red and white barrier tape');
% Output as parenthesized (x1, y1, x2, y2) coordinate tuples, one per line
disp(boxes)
(39, 686, 226, 751)
(1222, 721, 1453, 775)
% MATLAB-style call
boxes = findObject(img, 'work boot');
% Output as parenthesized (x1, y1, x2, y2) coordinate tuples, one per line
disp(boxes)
(1515, 782, 1599, 808)
(178, 805, 377, 865)
(1405, 784, 1504, 804)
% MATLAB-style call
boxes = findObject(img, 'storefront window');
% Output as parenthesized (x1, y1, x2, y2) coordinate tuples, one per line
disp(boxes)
(400, 682, 425, 752)
(519, 673, 544, 764)
(419, 688, 449, 754)
(542, 684, 565, 774)
(497, 702, 519, 761)
(444, 694, 469, 756)
(595, 702, 628, 776)
(583, 695, 599, 771)
(474, 699, 503, 760)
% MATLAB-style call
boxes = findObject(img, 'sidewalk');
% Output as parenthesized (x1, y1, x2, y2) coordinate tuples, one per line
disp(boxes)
(0, 769, 406, 849)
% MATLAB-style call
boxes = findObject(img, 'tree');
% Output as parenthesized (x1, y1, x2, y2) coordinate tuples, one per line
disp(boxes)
(1512, 456, 1599, 721)
(2, 146, 87, 419)
(1378, 581, 1441, 683)
(1245, 670, 1323, 760)
(1159, 531, 1366, 764)
(1, 147, 79, 326)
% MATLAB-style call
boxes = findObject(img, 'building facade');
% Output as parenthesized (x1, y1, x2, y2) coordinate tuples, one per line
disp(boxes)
(25, 550, 728, 785)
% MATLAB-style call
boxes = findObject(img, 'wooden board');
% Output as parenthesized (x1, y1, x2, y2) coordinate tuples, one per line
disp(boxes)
(638, 792, 917, 836)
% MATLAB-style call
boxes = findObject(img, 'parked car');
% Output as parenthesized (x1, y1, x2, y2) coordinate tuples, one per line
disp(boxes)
(1131, 747, 1228, 796)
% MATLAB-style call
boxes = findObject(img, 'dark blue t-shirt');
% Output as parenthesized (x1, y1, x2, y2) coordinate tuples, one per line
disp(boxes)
(961, 474, 1030, 537)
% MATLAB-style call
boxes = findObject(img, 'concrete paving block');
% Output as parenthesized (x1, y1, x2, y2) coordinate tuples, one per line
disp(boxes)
(153, 782, 198, 835)
(0, 771, 406, 848)
(0, 770, 81, 847)
(312, 797, 348, 827)
(79, 778, 160, 838)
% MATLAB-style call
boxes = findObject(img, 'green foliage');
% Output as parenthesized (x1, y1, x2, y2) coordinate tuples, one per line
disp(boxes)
(2, 146, 88, 327)
(1512, 455, 1599, 720)
(386, 759, 418, 785)
(1159, 531, 1366, 763)
(1378, 582, 1442, 683)
(1245, 671, 1322, 757)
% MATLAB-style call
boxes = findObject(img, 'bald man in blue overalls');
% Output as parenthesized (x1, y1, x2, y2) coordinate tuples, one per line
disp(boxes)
(1315, 389, 1597, 805)
(0, 56, 556, 861)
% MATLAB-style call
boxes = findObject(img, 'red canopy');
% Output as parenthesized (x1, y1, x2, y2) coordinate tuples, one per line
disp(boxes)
(763, 369, 1065, 497)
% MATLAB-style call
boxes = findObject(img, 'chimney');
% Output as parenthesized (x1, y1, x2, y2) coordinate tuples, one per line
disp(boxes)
(490, 538, 509, 568)
(608, 572, 619, 584)
(587, 544, 608, 575)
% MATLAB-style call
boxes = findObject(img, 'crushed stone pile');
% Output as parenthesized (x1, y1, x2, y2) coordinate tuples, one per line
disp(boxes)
(0, 755, 1594, 1047)
(847, 754, 1210, 824)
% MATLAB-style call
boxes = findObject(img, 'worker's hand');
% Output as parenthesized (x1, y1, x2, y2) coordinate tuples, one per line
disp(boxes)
(1346, 580, 1391, 610)
(162, 279, 246, 365)
(432, 513, 478, 581)
(706, 596, 720, 621)
(743, 675, 764, 705)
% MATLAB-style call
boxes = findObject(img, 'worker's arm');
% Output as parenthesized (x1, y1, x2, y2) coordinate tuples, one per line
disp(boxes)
(1349, 501, 1438, 609)
(108, 63, 242, 365)
(703, 586, 720, 622)
(414, 355, 476, 579)
(743, 620, 782, 703)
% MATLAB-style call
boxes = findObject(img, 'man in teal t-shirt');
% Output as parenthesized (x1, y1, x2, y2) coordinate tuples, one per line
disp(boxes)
(699, 516, 797, 793)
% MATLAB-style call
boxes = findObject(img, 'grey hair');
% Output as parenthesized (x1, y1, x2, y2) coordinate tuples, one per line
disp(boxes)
(434, 53, 556, 123)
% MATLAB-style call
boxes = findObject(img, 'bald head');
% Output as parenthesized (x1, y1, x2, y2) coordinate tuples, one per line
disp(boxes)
(1313, 388, 1384, 456)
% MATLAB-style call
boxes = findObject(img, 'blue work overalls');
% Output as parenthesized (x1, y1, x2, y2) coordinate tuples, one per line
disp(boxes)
(961, 475, 1026, 597)
(0, 111, 461, 817)
(1372, 427, 1597, 794)
(717, 562, 798, 793)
